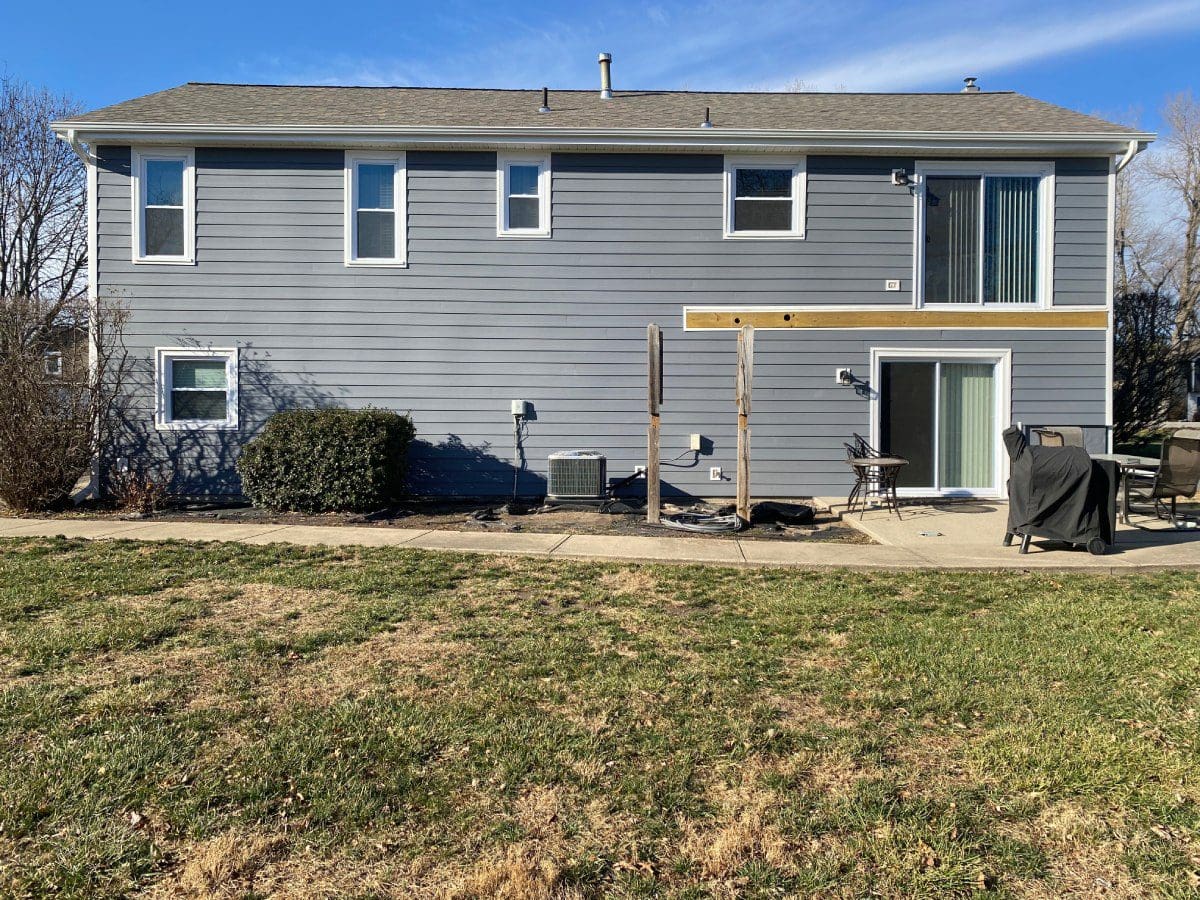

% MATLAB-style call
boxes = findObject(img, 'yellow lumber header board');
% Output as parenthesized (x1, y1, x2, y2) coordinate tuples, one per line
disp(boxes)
(684, 308, 1109, 330)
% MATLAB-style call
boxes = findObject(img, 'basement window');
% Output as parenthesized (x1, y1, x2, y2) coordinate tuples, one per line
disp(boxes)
(154, 348, 238, 431)
(132, 148, 195, 264)
(723, 156, 806, 239)
(497, 154, 551, 237)
(345, 152, 407, 266)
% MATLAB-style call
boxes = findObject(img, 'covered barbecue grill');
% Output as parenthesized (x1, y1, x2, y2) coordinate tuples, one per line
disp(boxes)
(1002, 426, 1119, 555)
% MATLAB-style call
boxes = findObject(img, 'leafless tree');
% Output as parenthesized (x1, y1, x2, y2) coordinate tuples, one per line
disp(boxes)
(1145, 92, 1200, 345)
(0, 77, 87, 312)
(0, 78, 132, 511)
(0, 293, 131, 511)
(1112, 93, 1200, 433)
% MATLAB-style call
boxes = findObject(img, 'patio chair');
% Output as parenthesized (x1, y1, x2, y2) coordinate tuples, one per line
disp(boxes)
(843, 433, 907, 518)
(1032, 426, 1085, 448)
(1122, 429, 1200, 527)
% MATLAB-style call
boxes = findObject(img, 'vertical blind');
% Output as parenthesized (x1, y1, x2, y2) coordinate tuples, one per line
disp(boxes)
(924, 178, 980, 303)
(938, 363, 995, 489)
(984, 176, 1039, 304)
(925, 175, 1040, 305)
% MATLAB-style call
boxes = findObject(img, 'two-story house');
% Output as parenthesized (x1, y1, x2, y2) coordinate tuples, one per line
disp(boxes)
(52, 67, 1153, 501)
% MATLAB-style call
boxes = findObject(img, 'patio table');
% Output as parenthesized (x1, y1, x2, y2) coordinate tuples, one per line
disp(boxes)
(844, 456, 907, 519)
(1091, 453, 1160, 525)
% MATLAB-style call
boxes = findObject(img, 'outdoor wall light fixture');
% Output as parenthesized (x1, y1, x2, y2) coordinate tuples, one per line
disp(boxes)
(836, 368, 872, 397)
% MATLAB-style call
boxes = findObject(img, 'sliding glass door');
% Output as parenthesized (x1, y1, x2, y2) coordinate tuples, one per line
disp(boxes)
(879, 357, 1000, 494)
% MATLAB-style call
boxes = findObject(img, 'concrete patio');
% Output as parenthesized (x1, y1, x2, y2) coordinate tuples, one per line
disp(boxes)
(1, 502, 1197, 571)
(841, 499, 1200, 569)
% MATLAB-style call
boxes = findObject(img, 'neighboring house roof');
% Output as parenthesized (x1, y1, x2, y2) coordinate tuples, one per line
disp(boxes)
(53, 82, 1153, 154)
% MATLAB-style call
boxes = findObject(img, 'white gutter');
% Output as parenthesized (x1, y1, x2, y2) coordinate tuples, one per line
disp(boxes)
(1115, 138, 1145, 172)
(50, 120, 1157, 156)
(62, 128, 98, 165)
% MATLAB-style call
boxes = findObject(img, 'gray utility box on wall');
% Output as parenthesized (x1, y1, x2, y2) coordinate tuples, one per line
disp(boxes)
(547, 451, 607, 502)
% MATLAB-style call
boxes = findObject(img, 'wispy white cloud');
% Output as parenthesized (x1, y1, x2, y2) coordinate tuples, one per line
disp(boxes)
(787, 0, 1200, 90)
(234, 0, 1200, 94)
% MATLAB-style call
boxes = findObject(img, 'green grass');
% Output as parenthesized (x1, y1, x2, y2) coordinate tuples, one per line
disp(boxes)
(0, 537, 1198, 898)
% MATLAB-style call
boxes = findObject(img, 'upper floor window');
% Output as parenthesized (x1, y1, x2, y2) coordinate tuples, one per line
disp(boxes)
(723, 157, 806, 239)
(154, 347, 238, 431)
(345, 152, 407, 266)
(497, 154, 551, 237)
(44, 351, 63, 377)
(917, 162, 1053, 306)
(132, 148, 195, 264)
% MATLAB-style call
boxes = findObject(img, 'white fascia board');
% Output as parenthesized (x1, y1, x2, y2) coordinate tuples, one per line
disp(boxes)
(50, 121, 1156, 155)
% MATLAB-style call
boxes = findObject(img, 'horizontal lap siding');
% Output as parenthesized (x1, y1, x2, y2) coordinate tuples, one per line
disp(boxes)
(96, 146, 1109, 497)
(1054, 157, 1110, 306)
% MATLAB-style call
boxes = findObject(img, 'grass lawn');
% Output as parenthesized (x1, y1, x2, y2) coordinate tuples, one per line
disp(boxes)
(1, 539, 1198, 898)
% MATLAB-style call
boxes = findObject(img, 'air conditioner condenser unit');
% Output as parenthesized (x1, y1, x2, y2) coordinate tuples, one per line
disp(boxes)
(547, 450, 607, 502)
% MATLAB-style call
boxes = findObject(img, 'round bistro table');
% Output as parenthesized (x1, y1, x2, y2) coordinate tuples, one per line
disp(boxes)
(844, 456, 908, 519)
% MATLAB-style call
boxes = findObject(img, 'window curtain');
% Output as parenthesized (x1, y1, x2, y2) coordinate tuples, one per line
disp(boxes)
(924, 177, 980, 303)
(984, 177, 1039, 304)
(938, 363, 995, 489)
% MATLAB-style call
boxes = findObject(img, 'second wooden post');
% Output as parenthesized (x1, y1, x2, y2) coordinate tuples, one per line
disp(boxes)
(647, 323, 663, 525)
(736, 324, 754, 524)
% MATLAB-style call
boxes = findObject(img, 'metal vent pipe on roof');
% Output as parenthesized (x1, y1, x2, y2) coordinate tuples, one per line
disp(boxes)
(598, 52, 613, 99)
(962, 76, 980, 93)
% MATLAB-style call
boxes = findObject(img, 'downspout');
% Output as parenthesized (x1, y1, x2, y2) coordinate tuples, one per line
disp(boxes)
(1115, 138, 1143, 173)
(61, 128, 103, 498)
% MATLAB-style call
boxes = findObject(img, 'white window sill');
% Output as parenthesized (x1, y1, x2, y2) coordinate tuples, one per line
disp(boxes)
(722, 231, 806, 241)
(154, 420, 238, 432)
(344, 259, 408, 268)
(133, 256, 196, 266)
(497, 230, 552, 239)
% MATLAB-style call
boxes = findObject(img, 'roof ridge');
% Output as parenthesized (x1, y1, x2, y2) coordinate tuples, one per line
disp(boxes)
(181, 81, 1019, 97)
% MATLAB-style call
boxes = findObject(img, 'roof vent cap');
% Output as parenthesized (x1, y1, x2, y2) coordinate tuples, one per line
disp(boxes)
(962, 76, 980, 93)
(538, 87, 550, 113)
(598, 52, 613, 99)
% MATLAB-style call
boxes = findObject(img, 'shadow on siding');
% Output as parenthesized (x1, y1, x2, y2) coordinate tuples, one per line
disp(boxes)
(407, 435, 547, 501)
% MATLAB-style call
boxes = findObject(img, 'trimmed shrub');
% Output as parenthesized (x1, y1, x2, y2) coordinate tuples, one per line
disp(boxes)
(237, 408, 415, 513)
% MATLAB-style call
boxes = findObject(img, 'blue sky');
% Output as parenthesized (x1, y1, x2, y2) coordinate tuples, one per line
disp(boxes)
(4, 0, 1199, 131)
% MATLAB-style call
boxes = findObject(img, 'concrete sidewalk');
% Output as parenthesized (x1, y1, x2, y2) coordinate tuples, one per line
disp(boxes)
(1, 510, 1197, 571)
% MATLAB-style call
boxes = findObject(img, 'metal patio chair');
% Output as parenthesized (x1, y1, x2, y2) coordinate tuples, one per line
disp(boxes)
(1122, 429, 1200, 527)
(1032, 426, 1085, 448)
(843, 433, 907, 519)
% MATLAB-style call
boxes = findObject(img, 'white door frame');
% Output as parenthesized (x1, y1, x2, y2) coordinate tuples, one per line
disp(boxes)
(869, 347, 1012, 499)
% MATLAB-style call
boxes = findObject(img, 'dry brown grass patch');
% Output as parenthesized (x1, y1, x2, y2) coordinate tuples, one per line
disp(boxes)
(265, 622, 468, 709)
(208, 582, 351, 639)
(680, 772, 791, 880)
(139, 828, 285, 898)
(1007, 803, 1155, 899)
(772, 691, 857, 732)
(597, 567, 662, 599)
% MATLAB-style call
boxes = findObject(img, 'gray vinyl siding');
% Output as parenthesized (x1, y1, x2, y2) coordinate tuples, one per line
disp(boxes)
(95, 146, 1111, 498)
(1053, 157, 1111, 306)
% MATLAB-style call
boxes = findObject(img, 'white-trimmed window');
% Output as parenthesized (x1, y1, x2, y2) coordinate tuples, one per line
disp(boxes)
(44, 351, 63, 377)
(345, 152, 407, 266)
(723, 156, 806, 238)
(915, 161, 1054, 307)
(132, 148, 195, 264)
(154, 348, 238, 431)
(497, 154, 551, 237)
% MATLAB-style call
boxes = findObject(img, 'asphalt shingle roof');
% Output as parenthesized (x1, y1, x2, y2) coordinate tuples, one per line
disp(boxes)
(63, 82, 1138, 135)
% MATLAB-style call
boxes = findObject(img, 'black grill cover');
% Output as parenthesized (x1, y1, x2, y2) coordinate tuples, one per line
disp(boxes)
(1003, 426, 1118, 546)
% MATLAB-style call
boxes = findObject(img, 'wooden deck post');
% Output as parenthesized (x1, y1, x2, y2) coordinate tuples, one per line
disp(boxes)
(736, 324, 754, 524)
(647, 323, 663, 525)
